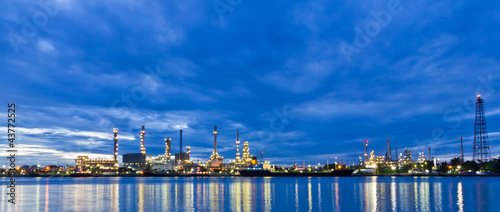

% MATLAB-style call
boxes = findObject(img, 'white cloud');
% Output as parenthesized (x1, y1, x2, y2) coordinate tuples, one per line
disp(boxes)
(0, 127, 135, 140)
(37, 39, 56, 53)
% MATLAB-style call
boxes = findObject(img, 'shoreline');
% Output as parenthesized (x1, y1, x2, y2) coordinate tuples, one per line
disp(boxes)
(3, 174, 500, 178)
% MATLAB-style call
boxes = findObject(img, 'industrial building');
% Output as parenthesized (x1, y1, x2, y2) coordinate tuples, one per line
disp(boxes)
(75, 156, 116, 173)
(207, 125, 224, 167)
(74, 128, 121, 173)
(74, 124, 265, 174)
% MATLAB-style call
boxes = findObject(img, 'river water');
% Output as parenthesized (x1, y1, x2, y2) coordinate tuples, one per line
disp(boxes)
(1, 176, 499, 211)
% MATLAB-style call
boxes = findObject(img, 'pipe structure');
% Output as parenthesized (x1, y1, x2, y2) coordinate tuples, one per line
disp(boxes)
(113, 128, 119, 167)
(140, 126, 146, 155)
(236, 130, 240, 162)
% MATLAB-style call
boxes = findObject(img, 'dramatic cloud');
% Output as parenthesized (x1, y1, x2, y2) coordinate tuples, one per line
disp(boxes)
(1, 0, 500, 165)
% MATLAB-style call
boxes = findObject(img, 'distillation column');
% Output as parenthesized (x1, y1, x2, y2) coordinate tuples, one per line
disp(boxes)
(236, 130, 240, 162)
(113, 128, 119, 167)
(165, 138, 171, 159)
(140, 126, 146, 155)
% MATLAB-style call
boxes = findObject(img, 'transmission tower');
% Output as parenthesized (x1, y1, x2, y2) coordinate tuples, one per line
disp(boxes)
(473, 95, 491, 162)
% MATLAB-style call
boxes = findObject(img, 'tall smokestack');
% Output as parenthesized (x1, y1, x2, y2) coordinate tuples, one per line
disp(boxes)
(387, 139, 391, 161)
(113, 128, 119, 167)
(180, 129, 183, 154)
(140, 126, 146, 155)
(165, 138, 171, 159)
(428, 147, 431, 161)
(236, 130, 240, 162)
(213, 125, 218, 154)
(460, 136, 464, 164)
(364, 140, 368, 162)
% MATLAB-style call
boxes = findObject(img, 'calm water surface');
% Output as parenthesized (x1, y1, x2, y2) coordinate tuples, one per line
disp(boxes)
(1, 176, 499, 211)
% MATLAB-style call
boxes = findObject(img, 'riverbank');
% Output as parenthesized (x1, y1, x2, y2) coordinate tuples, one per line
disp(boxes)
(3, 173, 500, 177)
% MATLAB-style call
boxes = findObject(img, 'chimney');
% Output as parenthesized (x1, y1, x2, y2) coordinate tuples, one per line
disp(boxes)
(387, 139, 391, 161)
(113, 128, 119, 167)
(140, 126, 146, 155)
(428, 147, 431, 161)
(180, 129, 183, 154)
(213, 125, 218, 153)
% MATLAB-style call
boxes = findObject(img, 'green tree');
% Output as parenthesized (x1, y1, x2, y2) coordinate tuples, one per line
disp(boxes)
(462, 160, 479, 172)
(425, 160, 434, 172)
(450, 157, 461, 166)
(376, 166, 394, 174)
(492, 157, 500, 173)
(397, 164, 412, 174)
(437, 162, 448, 174)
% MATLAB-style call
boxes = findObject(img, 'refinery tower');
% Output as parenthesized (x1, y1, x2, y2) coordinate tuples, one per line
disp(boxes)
(473, 95, 491, 162)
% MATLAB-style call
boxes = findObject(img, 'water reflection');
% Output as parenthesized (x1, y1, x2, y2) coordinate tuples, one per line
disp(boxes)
(457, 182, 463, 212)
(0, 176, 496, 211)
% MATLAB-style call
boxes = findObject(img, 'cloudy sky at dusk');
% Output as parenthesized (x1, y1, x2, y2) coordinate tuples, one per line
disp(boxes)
(2, 0, 500, 166)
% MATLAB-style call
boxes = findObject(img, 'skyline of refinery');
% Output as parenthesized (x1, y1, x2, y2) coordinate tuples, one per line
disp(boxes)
(4, 94, 499, 167)
(4, 0, 500, 171)
(55, 95, 494, 168)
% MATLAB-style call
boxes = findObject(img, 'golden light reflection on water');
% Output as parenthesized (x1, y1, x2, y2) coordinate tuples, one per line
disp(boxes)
(264, 177, 272, 212)
(433, 180, 442, 211)
(391, 178, 397, 211)
(0, 176, 495, 211)
(308, 177, 312, 212)
(457, 182, 464, 212)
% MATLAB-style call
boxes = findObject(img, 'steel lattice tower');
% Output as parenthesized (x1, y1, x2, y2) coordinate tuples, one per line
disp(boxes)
(473, 95, 491, 162)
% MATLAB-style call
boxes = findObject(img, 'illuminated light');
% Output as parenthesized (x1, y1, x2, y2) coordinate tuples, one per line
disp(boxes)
(457, 165, 461, 169)
(477, 95, 481, 98)
(448, 165, 452, 169)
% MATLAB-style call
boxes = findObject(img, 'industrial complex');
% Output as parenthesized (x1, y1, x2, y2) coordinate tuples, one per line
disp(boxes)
(73, 124, 264, 175)
(4, 95, 495, 177)
(66, 95, 496, 176)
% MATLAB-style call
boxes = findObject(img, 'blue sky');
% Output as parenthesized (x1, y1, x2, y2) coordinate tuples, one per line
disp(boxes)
(1, 0, 500, 166)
